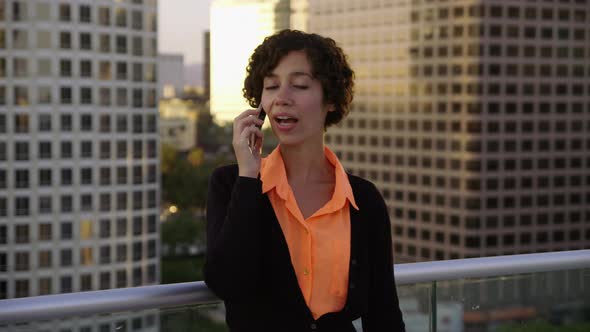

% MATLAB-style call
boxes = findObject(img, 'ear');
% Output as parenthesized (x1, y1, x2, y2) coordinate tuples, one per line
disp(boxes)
(326, 104, 336, 113)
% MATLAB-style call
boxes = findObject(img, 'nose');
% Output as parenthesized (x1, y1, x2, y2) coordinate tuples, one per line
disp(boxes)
(274, 85, 292, 107)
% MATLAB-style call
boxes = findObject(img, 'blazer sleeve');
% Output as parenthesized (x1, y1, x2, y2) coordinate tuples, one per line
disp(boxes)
(203, 166, 265, 301)
(362, 182, 406, 332)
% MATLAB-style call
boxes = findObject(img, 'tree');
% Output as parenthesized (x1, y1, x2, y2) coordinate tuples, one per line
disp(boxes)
(161, 143, 178, 174)
(187, 147, 204, 167)
(161, 210, 206, 251)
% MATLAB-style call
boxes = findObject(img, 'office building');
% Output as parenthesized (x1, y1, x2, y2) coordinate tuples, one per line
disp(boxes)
(0, 3, 161, 330)
(308, 0, 590, 262)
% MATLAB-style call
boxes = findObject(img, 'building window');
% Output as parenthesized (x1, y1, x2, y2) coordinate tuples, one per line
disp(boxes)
(116, 88, 128, 106)
(116, 270, 127, 288)
(79, 5, 91, 23)
(0, 170, 5, 189)
(117, 218, 127, 237)
(99, 33, 111, 53)
(80, 114, 92, 131)
(38, 196, 52, 214)
(15, 280, 29, 298)
(100, 167, 111, 185)
(99, 193, 110, 211)
(80, 32, 92, 50)
(99, 7, 110, 26)
(117, 115, 128, 132)
(59, 4, 71, 21)
(60, 276, 72, 293)
(14, 114, 29, 133)
(117, 192, 127, 210)
(15, 197, 29, 216)
(81, 194, 93, 211)
(99, 61, 111, 80)
(38, 250, 52, 268)
(116, 7, 127, 26)
(80, 274, 92, 291)
(116, 167, 128, 186)
(61, 195, 73, 213)
(13, 58, 28, 77)
(60, 114, 72, 131)
(60, 87, 72, 104)
(80, 60, 92, 77)
(81, 141, 92, 158)
(80, 87, 92, 104)
(99, 88, 111, 106)
(13, 86, 29, 106)
(100, 246, 111, 264)
(132, 89, 143, 107)
(39, 168, 52, 187)
(60, 32, 71, 49)
(100, 141, 111, 159)
(38, 277, 52, 295)
(100, 272, 111, 290)
(59, 169, 72, 186)
(132, 36, 142, 56)
(116, 62, 127, 80)
(131, 10, 143, 30)
(61, 141, 72, 159)
(116, 35, 127, 53)
(61, 222, 73, 240)
(15, 224, 29, 243)
(13, 30, 28, 49)
(132, 63, 143, 81)
(38, 114, 51, 132)
(15, 169, 29, 188)
(15, 141, 29, 161)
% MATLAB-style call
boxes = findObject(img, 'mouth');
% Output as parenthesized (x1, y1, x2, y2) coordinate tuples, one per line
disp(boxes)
(274, 115, 298, 125)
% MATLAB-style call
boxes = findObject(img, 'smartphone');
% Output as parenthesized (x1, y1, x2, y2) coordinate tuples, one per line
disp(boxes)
(249, 105, 266, 151)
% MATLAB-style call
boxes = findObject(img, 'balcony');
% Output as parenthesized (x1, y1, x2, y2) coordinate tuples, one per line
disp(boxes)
(0, 250, 589, 331)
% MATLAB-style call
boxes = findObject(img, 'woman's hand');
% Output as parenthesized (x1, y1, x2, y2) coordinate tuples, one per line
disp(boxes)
(233, 108, 264, 178)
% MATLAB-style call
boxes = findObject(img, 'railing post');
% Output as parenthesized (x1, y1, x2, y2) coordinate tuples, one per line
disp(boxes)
(430, 281, 437, 332)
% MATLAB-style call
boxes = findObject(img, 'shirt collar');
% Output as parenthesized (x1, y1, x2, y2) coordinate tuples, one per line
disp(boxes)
(260, 146, 358, 211)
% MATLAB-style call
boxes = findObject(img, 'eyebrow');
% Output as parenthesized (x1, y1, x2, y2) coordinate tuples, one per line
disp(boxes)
(264, 71, 314, 79)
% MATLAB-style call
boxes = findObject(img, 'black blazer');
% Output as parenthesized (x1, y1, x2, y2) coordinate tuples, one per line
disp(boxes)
(204, 164, 405, 332)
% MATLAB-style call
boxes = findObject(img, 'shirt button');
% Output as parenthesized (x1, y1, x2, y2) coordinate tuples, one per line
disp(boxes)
(349, 282, 356, 289)
(351, 259, 357, 265)
(304, 268, 310, 276)
(310, 323, 318, 330)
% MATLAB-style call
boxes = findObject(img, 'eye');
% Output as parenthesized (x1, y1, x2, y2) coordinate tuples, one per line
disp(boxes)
(293, 85, 309, 90)
(264, 85, 278, 90)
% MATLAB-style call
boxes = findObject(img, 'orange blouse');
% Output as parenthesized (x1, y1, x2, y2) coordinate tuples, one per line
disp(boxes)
(260, 146, 358, 319)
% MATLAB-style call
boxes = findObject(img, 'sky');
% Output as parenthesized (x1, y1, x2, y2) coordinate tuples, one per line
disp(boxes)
(158, 0, 214, 65)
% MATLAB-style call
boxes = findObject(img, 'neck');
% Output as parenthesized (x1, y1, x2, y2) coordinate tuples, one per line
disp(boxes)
(279, 141, 332, 184)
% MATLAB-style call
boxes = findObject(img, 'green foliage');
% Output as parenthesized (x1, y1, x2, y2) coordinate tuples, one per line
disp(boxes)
(161, 210, 205, 248)
(497, 320, 590, 332)
(162, 157, 213, 210)
(161, 255, 205, 284)
(161, 143, 178, 174)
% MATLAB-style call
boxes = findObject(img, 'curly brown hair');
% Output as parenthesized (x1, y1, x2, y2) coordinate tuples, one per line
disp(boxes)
(243, 29, 354, 128)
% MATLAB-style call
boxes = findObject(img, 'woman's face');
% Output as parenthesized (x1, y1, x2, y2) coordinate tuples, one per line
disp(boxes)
(261, 50, 333, 147)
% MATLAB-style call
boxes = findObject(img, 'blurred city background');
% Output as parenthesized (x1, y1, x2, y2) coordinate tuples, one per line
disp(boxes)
(0, 0, 589, 331)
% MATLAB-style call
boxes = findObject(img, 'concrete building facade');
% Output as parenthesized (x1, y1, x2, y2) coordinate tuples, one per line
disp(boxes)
(0, 0, 161, 310)
(307, 0, 590, 262)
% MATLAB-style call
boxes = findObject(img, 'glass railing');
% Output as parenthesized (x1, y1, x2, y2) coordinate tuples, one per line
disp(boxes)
(1, 250, 589, 332)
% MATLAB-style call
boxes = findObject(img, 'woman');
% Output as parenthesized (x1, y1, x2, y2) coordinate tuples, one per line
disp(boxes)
(204, 29, 405, 332)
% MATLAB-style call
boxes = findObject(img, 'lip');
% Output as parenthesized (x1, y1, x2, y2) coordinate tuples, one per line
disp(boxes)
(271, 112, 298, 132)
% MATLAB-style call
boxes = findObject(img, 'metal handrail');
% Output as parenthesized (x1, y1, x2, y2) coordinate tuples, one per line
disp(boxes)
(0, 249, 589, 324)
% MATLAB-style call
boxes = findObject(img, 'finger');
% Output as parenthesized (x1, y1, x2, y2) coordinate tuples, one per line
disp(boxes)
(234, 108, 260, 123)
(236, 117, 264, 140)
(236, 125, 261, 148)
